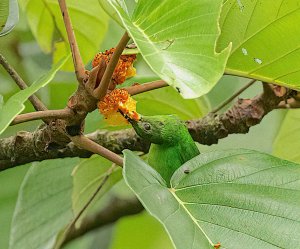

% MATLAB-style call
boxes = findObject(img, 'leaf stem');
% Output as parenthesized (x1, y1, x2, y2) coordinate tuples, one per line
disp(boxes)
(10, 109, 74, 125)
(58, 0, 86, 83)
(211, 79, 256, 113)
(93, 32, 130, 100)
(0, 53, 47, 112)
(125, 80, 168, 95)
(71, 135, 123, 166)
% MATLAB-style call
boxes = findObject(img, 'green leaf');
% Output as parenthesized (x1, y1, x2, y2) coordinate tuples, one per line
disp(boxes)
(134, 86, 210, 120)
(98, 0, 123, 27)
(0, 0, 19, 36)
(0, 95, 3, 109)
(108, 0, 231, 99)
(0, 166, 29, 249)
(63, 225, 114, 249)
(19, 0, 109, 69)
(9, 158, 79, 249)
(219, 0, 300, 90)
(111, 212, 173, 249)
(72, 155, 122, 216)
(0, 55, 68, 135)
(273, 110, 300, 163)
(123, 149, 300, 249)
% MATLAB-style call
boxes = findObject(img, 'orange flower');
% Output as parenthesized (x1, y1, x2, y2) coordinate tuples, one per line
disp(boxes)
(92, 48, 137, 87)
(98, 89, 140, 126)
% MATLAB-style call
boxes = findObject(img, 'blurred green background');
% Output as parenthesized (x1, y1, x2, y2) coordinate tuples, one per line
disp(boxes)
(1, 3, 297, 249)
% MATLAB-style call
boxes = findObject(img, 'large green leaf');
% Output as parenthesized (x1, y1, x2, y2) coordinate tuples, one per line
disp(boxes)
(9, 158, 79, 249)
(111, 212, 173, 249)
(219, 0, 300, 90)
(273, 110, 300, 163)
(0, 95, 3, 109)
(135, 86, 210, 120)
(72, 155, 122, 216)
(19, 0, 109, 69)
(0, 166, 29, 249)
(0, 0, 19, 36)
(98, 0, 123, 26)
(123, 149, 300, 249)
(0, 55, 68, 135)
(108, 0, 231, 99)
(63, 225, 114, 249)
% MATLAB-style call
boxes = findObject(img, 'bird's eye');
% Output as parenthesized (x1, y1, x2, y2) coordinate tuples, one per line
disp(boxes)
(143, 123, 151, 131)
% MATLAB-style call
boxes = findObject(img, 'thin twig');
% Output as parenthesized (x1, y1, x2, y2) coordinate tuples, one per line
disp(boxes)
(10, 109, 74, 125)
(0, 53, 47, 111)
(211, 79, 256, 113)
(125, 80, 168, 95)
(93, 32, 130, 100)
(55, 165, 116, 249)
(58, 0, 85, 83)
(71, 135, 123, 166)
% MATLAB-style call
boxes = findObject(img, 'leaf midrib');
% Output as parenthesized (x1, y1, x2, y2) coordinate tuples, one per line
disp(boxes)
(169, 189, 215, 247)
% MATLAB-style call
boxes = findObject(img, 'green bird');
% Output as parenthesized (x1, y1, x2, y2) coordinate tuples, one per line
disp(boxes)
(125, 114, 200, 185)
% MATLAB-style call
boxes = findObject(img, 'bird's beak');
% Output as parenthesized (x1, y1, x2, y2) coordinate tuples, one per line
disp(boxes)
(118, 109, 137, 124)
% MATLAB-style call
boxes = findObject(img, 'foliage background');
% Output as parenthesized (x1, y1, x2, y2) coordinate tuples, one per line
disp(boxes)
(0, 1, 298, 248)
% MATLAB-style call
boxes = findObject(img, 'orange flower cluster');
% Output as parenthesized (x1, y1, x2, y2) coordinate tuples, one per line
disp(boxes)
(92, 48, 136, 88)
(98, 89, 140, 126)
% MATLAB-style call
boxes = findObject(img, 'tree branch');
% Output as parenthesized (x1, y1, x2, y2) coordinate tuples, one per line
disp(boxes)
(0, 82, 288, 170)
(93, 32, 130, 100)
(0, 53, 47, 112)
(71, 135, 123, 166)
(277, 98, 300, 109)
(10, 109, 74, 125)
(125, 80, 168, 95)
(211, 79, 256, 113)
(60, 196, 144, 247)
(58, 0, 86, 83)
(187, 82, 286, 145)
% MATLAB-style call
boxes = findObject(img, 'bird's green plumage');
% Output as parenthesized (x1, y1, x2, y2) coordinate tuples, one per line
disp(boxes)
(130, 115, 200, 185)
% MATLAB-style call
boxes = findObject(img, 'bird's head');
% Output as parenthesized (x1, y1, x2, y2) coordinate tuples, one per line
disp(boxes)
(123, 113, 186, 145)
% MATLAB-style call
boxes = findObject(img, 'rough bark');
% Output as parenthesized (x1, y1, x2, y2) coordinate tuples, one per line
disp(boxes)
(0, 84, 287, 170)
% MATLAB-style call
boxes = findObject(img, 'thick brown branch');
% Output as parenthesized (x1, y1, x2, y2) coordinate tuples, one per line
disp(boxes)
(125, 80, 168, 95)
(0, 53, 47, 112)
(11, 109, 74, 125)
(60, 196, 144, 247)
(211, 79, 256, 113)
(58, 0, 85, 83)
(0, 83, 289, 170)
(187, 83, 285, 145)
(277, 98, 300, 109)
